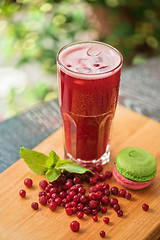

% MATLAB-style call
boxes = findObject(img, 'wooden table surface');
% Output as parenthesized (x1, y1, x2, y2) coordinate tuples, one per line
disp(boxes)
(0, 56, 160, 174)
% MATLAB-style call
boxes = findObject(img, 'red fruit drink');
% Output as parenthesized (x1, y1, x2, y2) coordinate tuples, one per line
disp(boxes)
(57, 41, 123, 167)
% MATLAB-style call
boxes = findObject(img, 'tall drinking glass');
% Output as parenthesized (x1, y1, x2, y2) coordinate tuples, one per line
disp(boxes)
(57, 41, 123, 168)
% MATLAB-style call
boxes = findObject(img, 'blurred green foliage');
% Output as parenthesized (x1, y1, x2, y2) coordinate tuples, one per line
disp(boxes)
(0, 0, 160, 117)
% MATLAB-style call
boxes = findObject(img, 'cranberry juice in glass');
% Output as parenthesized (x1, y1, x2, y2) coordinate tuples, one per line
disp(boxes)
(57, 41, 123, 167)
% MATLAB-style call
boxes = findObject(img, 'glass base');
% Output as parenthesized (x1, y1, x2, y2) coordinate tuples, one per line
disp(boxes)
(65, 144, 110, 169)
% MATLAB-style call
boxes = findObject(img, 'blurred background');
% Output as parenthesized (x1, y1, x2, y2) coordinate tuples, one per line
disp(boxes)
(0, 0, 160, 121)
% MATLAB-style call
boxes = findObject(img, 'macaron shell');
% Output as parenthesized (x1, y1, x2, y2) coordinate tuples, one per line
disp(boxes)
(113, 164, 155, 190)
(115, 147, 157, 181)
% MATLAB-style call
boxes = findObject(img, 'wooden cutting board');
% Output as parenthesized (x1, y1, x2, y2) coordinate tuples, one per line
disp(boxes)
(0, 105, 160, 240)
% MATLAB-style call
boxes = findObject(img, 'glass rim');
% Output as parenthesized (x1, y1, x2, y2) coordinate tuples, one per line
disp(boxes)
(56, 41, 123, 76)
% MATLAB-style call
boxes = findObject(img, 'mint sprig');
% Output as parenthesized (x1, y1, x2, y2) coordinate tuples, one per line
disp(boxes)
(20, 147, 92, 182)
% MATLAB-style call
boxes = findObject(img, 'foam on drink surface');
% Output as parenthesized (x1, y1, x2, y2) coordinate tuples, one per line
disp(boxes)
(59, 43, 121, 78)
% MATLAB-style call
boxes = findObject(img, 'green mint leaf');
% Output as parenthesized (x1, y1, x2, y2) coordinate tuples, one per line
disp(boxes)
(46, 151, 60, 168)
(45, 167, 61, 182)
(56, 160, 92, 174)
(20, 147, 49, 175)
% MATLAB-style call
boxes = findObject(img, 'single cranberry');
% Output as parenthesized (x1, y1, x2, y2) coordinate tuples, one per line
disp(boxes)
(95, 183, 103, 192)
(93, 173, 100, 180)
(70, 221, 80, 232)
(49, 201, 57, 211)
(80, 195, 89, 204)
(142, 204, 149, 211)
(49, 181, 58, 188)
(24, 178, 33, 188)
(72, 206, 78, 214)
(78, 187, 86, 195)
(119, 189, 126, 197)
(92, 208, 98, 215)
(39, 180, 48, 190)
(73, 177, 81, 184)
(101, 196, 109, 206)
(77, 203, 84, 211)
(39, 195, 47, 205)
(95, 164, 103, 173)
(125, 192, 132, 200)
(65, 203, 71, 208)
(117, 209, 123, 217)
(52, 193, 58, 200)
(62, 198, 69, 206)
(102, 182, 109, 190)
(73, 195, 80, 203)
(104, 189, 110, 196)
(77, 211, 84, 219)
(47, 192, 52, 199)
(19, 189, 26, 198)
(101, 206, 107, 213)
(105, 171, 112, 178)
(71, 201, 77, 207)
(66, 207, 73, 215)
(48, 198, 54, 203)
(93, 215, 98, 222)
(99, 173, 106, 181)
(66, 195, 72, 202)
(110, 198, 118, 207)
(55, 197, 62, 206)
(59, 191, 67, 199)
(100, 231, 105, 238)
(89, 200, 98, 209)
(96, 191, 103, 200)
(31, 202, 38, 210)
(89, 177, 97, 185)
(70, 185, 78, 193)
(88, 192, 96, 201)
(50, 187, 58, 194)
(89, 186, 96, 193)
(113, 204, 120, 212)
(38, 191, 47, 197)
(103, 217, 109, 224)
(65, 181, 73, 189)
(111, 186, 118, 195)
(69, 191, 77, 199)
(45, 186, 51, 193)
(83, 206, 91, 215)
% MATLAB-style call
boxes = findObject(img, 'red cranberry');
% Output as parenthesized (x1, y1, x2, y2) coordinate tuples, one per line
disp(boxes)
(96, 191, 103, 200)
(19, 189, 26, 198)
(72, 206, 78, 214)
(111, 186, 118, 195)
(77, 203, 84, 211)
(100, 231, 105, 238)
(39, 195, 47, 205)
(89, 200, 98, 209)
(73, 195, 80, 203)
(110, 198, 118, 207)
(62, 198, 69, 206)
(59, 191, 67, 199)
(66, 195, 72, 202)
(31, 202, 38, 210)
(142, 204, 149, 211)
(101, 206, 107, 213)
(89, 192, 96, 201)
(99, 173, 106, 181)
(80, 195, 89, 204)
(117, 209, 123, 217)
(57, 186, 63, 193)
(73, 177, 81, 184)
(92, 208, 98, 215)
(95, 164, 103, 173)
(89, 177, 97, 185)
(71, 201, 77, 207)
(65, 181, 73, 189)
(77, 211, 84, 219)
(101, 196, 109, 206)
(113, 204, 120, 212)
(47, 192, 52, 199)
(89, 186, 96, 193)
(52, 193, 58, 199)
(93, 215, 98, 222)
(49, 201, 57, 211)
(48, 198, 54, 203)
(125, 192, 132, 200)
(95, 183, 103, 192)
(104, 189, 110, 196)
(38, 191, 47, 197)
(103, 217, 109, 224)
(45, 186, 51, 193)
(70, 221, 80, 232)
(24, 178, 33, 188)
(49, 181, 58, 188)
(105, 171, 112, 178)
(102, 182, 109, 190)
(78, 187, 86, 195)
(69, 191, 77, 199)
(83, 206, 91, 215)
(50, 187, 58, 194)
(70, 185, 78, 192)
(55, 197, 62, 206)
(93, 173, 100, 180)
(65, 203, 71, 208)
(119, 189, 126, 197)
(66, 207, 73, 215)
(39, 180, 48, 190)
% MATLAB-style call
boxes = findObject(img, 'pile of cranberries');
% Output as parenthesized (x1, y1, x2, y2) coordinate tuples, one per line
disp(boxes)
(19, 164, 149, 238)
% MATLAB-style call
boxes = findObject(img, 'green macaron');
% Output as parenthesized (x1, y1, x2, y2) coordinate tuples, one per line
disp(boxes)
(115, 147, 157, 182)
